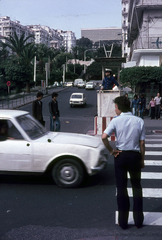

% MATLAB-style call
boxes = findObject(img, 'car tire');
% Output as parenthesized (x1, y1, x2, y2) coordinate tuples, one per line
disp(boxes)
(52, 158, 84, 188)
(70, 104, 73, 108)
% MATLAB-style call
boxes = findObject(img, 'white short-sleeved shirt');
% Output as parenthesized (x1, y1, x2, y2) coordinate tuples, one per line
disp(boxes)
(104, 112, 145, 151)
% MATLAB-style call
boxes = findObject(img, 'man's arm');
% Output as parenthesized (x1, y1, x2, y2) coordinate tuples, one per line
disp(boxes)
(139, 140, 145, 168)
(102, 133, 121, 157)
(112, 77, 119, 87)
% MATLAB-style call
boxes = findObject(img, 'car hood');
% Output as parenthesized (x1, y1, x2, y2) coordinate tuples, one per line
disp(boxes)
(44, 132, 101, 148)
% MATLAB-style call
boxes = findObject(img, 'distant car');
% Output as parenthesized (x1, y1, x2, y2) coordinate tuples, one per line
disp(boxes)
(74, 79, 84, 87)
(85, 82, 95, 90)
(78, 82, 85, 88)
(66, 82, 73, 87)
(0, 110, 108, 188)
(69, 93, 86, 107)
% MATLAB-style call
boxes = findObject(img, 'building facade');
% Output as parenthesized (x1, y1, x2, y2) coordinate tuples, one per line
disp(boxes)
(121, 0, 130, 58)
(58, 30, 76, 52)
(125, 0, 162, 67)
(81, 28, 122, 47)
(0, 16, 33, 43)
(0, 16, 76, 52)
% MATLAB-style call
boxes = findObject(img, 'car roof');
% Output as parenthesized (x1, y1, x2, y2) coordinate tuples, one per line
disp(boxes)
(0, 109, 28, 118)
(71, 92, 83, 95)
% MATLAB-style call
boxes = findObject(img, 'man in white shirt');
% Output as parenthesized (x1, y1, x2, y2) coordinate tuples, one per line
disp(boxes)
(154, 93, 161, 119)
(102, 96, 145, 230)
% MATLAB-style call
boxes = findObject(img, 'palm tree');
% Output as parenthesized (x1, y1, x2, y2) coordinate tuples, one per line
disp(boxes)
(3, 31, 34, 57)
(3, 31, 35, 93)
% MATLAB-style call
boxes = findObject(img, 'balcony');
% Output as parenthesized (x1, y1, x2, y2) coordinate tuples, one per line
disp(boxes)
(136, 0, 162, 7)
(132, 37, 162, 52)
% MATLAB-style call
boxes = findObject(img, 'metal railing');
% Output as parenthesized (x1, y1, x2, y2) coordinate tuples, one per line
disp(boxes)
(0, 92, 36, 109)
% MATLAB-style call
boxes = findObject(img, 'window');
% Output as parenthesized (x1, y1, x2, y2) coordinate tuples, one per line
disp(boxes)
(0, 119, 23, 140)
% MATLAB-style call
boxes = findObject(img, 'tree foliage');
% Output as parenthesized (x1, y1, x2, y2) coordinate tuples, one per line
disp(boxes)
(120, 66, 162, 89)
(3, 31, 34, 57)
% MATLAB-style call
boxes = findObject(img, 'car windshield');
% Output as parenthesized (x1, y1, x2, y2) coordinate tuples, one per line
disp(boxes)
(71, 95, 82, 99)
(16, 114, 47, 140)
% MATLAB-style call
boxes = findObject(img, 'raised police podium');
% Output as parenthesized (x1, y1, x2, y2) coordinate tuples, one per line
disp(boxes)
(94, 90, 124, 136)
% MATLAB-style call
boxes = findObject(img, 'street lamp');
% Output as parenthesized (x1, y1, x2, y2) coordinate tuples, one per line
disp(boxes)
(84, 49, 97, 73)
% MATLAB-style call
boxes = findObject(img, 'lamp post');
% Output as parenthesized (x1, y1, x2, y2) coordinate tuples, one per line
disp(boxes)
(84, 49, 97, 74)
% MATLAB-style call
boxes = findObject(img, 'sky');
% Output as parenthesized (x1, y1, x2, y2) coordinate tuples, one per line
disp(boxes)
(0, 0, 122, 39)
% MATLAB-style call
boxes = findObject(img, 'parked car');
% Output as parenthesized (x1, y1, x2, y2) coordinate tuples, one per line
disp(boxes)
(0, 110, 108, 188)
(69, 93, 86, 107)
(85, 82, 95, 90)
(78, 82, 85, 88)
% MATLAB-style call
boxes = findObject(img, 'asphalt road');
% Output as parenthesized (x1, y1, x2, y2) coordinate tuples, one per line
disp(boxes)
(0, 87, 162, 240)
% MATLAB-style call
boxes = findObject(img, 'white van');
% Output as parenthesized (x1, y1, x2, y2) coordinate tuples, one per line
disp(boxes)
(74, 78, 84, 87)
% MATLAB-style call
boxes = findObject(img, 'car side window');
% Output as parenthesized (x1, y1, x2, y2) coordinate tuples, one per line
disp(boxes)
(7, 120, 24, 140)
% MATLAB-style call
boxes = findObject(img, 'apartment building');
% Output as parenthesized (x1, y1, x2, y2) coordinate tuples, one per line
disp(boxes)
(58, 30, 76, 52)
(121, 0, 130, 58)
(0, 16, 33, 43)
(125, 0, 162, 67)
(0, 16, 76, 52)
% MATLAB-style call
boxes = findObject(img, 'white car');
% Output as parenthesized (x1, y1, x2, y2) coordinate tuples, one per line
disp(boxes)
(74, 79, 84, 87)
(69, 93, 86, 107)
(66, 82, 73, 87)
(0, 110, 108, 188)
(78, 82, 85, 88)
(85, 82, 95, 90)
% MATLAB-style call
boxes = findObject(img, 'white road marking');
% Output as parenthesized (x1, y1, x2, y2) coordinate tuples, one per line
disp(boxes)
(115, 211, 162, 226)
(144, 160, 162, 166)
(128, 172, 162, 179)
(146, 144, 162, 147)
(127, 188, 162, 198)
(145, 151, 162, 155)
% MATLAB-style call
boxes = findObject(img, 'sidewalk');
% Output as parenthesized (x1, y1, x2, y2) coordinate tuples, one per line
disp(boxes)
(0, 86, 67, 110)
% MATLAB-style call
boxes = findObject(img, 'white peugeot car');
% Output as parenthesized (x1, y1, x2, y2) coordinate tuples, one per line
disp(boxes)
(0, 110, 108, 188)
(85, 82, 95, 90)
(69, 93, 86, 107)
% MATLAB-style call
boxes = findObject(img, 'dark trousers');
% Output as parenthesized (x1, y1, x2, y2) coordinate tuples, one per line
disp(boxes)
(114, 151, 143, 229)
(155, 105, 161, 119)
(151, 107, 155, 119)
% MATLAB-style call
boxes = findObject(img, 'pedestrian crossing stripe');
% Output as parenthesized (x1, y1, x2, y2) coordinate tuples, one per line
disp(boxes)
(115, 211, 162, 226)
(145, 151, 162, 155)
(146, 144, 162, 147)
(128, 172, 162, 179)
(127, 188, 162, 198)
(146, 139, 162, 141)
(144, 160, 162, 166)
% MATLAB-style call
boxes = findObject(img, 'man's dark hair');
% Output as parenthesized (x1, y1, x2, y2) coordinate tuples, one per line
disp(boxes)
(114, 96, 131, 112)
(52, 92, 58, 98)
(37, 91, 43, 98)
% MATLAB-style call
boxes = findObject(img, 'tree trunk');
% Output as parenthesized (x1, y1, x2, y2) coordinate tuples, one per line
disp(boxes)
(26, 82, 30, 93)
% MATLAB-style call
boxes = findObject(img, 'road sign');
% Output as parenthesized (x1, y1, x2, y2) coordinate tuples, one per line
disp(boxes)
(7, 81, 11, 86)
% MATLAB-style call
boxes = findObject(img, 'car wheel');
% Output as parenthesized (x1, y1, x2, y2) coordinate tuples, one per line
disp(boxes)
(70, 104, 73, 108)
(52, 158, 84, 188)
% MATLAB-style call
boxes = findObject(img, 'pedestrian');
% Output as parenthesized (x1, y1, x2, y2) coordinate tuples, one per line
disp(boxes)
(102, 96, 145, 230)
(154, 93, 161, 120)
(131, 94, 138, 116)
(32, 91, 44, 125)
(138, 94, 146, 119)
(148, 96, 155, 119)
(101, 69, 119, 90)
(49, 92, 60, 132)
